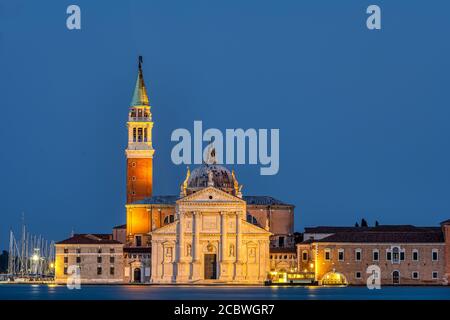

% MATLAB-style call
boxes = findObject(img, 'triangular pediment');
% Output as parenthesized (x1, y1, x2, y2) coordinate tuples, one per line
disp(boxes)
(177, 187, 245, 204)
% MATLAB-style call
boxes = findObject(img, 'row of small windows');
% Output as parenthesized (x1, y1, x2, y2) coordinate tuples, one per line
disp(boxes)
(270, 254, 296, 260)
(63, 256, 116, 264)
(64, 248, 115, 254)
(353, 271, 439, 280)
(315, 248, 439, 262)
(124, 254, 150, 259)
(130, 108, 149, 119)
(63, 266, 115, 275)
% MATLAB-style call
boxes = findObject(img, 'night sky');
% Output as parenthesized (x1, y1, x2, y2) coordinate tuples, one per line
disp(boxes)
(1, 0, 450, 250)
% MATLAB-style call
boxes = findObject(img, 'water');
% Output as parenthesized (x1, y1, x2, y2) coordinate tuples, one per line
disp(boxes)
(0, 285, 449, 300)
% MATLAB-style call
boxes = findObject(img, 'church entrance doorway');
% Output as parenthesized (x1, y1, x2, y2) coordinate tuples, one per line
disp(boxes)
(134, 268, 141, 283)
(204, 254, 217, 279)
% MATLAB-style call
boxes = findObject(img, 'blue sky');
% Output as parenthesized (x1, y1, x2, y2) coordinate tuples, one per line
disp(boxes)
(1, 0, 450, 249)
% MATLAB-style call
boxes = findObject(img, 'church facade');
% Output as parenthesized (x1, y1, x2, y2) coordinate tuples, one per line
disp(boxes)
(151, 187, 271, 284)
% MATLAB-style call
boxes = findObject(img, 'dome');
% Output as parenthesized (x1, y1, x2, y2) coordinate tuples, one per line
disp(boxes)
(187, 164, 234, 192)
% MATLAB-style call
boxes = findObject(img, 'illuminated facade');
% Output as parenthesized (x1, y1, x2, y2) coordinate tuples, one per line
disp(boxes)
(151, 185, 271, 284)
(54, 234, 124, 284)
(297, 222, 450, 285)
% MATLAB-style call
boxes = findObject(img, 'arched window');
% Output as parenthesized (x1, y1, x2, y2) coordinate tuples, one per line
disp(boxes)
(164, 215, 175, 225)
(246, 214, 258, 225)
(392, 247, 400, 264)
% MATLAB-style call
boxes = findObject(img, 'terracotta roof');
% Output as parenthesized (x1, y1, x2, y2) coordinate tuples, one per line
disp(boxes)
(304, 225, 442, 234)
(317, 231, 444, 243)
(56, 234, 122, 245)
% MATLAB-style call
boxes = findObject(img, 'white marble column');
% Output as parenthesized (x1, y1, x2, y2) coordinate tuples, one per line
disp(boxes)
(236, 212, 242, 262)
(191, 211, 201, 280)
(220, 212, 227, 262)
(178, 213, 184, 261)
(234, 211, 243, 281)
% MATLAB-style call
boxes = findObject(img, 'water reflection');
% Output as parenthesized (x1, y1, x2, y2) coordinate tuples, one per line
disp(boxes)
(0, 284, 449, 300)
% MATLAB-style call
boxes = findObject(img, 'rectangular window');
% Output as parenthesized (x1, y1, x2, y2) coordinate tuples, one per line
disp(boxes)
(133, 128, 137, 142)
(110, 256, 115, 264)
(63, 267, 68, 275)
(138, 128, 143, 142)
(110, 267, 115, 275)
(432, 271, 438, 279)
(76, 256, 81, 264)
(400, 251, 405, 261)
(97, 256, 102, 263)
(64, 256, 68, 264)
(278, 237, 285, 247)
(386, 251, 392, 261)
(136, 236, 142, 247)
(64, 248, 68, 254)
(97, 267, 102, 275)
(355, 249, 361, 261)
(302, 251, 308, 261)
(432, 249, 438, 261)
(355, 272, 362, 279)
(412, 272, 419, 279)
(338, 249, 344, 261)
(110, 248, 115, 254)
(412, 250, 419, 261)
(324, 249, 331, 261)
(76, 248, 81, 254)
(373, 250, 379, 261)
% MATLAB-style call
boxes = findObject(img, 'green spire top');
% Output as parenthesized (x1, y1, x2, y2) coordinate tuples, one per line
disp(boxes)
(130, 56, 150, 107)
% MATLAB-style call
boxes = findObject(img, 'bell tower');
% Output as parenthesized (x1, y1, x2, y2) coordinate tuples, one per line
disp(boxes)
(125, 56, 154, 204)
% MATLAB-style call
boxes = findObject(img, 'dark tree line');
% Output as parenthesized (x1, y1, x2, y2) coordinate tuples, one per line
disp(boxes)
(355, 219, 379, 228)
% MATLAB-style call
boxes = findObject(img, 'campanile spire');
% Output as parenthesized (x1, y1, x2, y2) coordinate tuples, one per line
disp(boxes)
(131, 56, 150, 107)
(125, 56, 155, 204)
